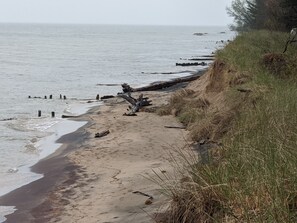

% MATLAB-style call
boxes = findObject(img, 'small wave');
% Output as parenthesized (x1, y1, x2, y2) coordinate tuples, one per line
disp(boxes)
(64, 101, 101, 116)
(26, 119, 59, 132)
(4, 117, 60, 142)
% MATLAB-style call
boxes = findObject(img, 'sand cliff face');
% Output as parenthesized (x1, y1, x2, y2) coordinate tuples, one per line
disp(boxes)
(168, 60, 248, 143)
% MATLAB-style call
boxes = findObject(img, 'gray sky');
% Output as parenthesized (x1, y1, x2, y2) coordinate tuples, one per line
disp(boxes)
(0, 0, 233, 26)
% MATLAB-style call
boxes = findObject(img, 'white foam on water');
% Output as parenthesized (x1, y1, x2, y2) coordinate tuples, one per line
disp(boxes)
(0, 114, 89, 220)
(26, 118, 60, 132)
(0, 102, 98, 220)
(64, 100, 102, 116)
(36, 119, 88, 158)
(0, 206, 16, 223)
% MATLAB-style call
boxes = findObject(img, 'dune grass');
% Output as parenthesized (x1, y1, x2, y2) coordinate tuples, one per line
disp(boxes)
(158, 30, 297, 222)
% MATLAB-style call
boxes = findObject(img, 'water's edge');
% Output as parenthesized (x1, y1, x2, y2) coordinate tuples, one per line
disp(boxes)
(0, 103, 100, 222)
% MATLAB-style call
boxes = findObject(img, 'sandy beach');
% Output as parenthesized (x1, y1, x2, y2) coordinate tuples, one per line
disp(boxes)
(0, 88, 189, 223)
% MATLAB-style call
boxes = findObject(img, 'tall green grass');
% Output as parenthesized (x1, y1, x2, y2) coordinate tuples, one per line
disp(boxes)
(160, 30, 297, 222)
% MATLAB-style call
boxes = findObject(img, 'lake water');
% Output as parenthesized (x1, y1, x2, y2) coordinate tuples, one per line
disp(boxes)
(0, 23, 234, 221)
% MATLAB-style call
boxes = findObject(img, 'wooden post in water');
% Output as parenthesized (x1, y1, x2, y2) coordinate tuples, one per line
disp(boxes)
(38, 110, 41, 117)
(49, 95, 53, 99)
(96, 94, 100, 100)
(60, 94, 62, 99)
(51, 112, 55, 118)
(63, 95, 67, 100)
(44, 96, 47, 99)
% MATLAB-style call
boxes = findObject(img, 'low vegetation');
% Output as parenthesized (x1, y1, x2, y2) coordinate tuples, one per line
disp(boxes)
(156, 30, 297, 222)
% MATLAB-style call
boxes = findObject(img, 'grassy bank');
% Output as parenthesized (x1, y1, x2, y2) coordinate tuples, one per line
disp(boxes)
(158, 30, 297, 222)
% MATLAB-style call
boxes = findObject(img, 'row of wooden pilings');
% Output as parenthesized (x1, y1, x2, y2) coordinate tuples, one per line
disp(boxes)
(29, 94, 67, 100)
(36, 94, 101, 118)
(38, 110, 56, 118)
(33, 94, 67, 118)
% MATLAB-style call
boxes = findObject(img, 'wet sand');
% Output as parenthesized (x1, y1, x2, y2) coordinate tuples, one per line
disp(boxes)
(0, 89, 189, 223)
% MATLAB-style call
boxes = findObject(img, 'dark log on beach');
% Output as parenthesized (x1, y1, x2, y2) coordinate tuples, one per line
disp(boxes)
(101, 95, 115, 100)
(61, 115, 78, 118)
(121, 72, 204, 93)
(95, 130, 110, 138)
(164, 125, 186, 129)
(176, 62, 207, 66)
(123, 113, 137, 116)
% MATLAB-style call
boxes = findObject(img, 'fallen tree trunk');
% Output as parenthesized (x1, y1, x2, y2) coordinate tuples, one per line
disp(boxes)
(118, 93, 152, 115)
(121, 71, 205, 93)
(119, 93, 137, 105)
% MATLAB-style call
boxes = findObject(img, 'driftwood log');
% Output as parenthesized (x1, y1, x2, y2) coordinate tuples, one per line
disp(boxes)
(164, 125, 186, 129)
(95, 130, 110, 138)
(61, 115, 79, 119)
(121, 71, 204, 93)
(118, 93, 152, 115)
(100, 95, 115, 100)
(176, 62, 207, 66)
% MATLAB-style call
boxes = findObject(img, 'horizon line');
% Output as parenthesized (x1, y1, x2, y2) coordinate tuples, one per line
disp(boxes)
(0, 21, 230, 28)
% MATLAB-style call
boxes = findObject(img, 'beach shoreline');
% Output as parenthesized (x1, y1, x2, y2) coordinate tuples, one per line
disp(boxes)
(0, 108, 94, 222)
(0, 84, 192, 222)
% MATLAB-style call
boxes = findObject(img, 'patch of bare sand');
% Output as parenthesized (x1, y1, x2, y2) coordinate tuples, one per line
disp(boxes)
(51, 91, 188, 223)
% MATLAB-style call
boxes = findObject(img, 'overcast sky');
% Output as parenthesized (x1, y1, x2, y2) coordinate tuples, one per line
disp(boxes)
(0, 0, 233, 26)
